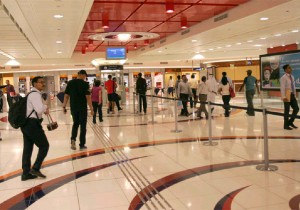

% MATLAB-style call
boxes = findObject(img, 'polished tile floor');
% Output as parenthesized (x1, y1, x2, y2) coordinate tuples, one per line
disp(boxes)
(0, 93, 299, 210)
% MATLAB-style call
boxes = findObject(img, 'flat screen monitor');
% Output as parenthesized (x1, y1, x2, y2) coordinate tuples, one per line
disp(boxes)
(106, 47, 126, 60)
(260, 50, 300, 90)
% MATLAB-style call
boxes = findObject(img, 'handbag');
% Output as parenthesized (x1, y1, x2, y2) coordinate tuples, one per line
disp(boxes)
(229, 86, 235, 98)
(46, 114, 58, 131)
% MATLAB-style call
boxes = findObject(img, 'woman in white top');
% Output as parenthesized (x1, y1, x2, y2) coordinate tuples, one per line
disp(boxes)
(196, 76, 209, 119)
(218, 77, 231, 117)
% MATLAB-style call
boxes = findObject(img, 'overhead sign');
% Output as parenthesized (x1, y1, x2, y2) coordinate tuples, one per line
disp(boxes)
(99, 65, 123, 70)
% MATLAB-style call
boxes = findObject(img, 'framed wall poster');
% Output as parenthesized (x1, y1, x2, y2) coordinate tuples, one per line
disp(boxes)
(260, 50, 300, 91)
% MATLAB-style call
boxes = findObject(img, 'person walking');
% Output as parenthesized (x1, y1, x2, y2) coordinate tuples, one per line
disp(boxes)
(105, 75, 115, 114)
(91, 80, 103, 124)
(136, 73, 147, 114)
(189, 74, 198, 108)
(167, 76, 174, 97)
(196, 76, 209, 119)
(218, 77, 231, 117)
(113, 77, 122, 111)
(62, 70, 94, 150)
(206, 74, 218, 114)
(21, 76, 49, 181)
(280, 64, 299, 130)
(5, 80, 15, 108)
(178, 75, 192, 117)
(238, 70, 260, 116)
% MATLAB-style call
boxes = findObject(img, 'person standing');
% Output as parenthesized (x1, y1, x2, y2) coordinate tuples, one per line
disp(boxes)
(5, 80, 15, 108)
(189, 74, 198, 108)
(62, 70, 93, 150)
(21, 76, 49, 181)
(238, 70, 260, 116)
(178, 75, 192, 117)
(218, 77, 231, 117)
(196, 76, 209, 119)
(136, 73, 147, 113)
(91, 80, 103, 124)
(280, 64, 299, 130)
(167, 76, 174, 97)
(105, 75, 115, 114)
(206, 74, 218, 113)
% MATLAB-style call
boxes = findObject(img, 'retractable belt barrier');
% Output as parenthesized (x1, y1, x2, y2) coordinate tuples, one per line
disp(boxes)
(133, 92, 299, 172)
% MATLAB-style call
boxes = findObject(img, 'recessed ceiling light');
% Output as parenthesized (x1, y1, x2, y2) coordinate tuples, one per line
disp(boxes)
(200, 50, 206, 53)
(296, 41, 299, 44)
(281, 44, 285, 47)
(158, 50, 162, 53)
(260, 17, 269, 21)
(247, 40, 253, 43)
(254, 44, 262, 47)
(217, 47, 222, 49)
(275, 34, 281, 36)
(292, 29, 299, 33)
(236, 42, 242, 45)
(191, 40, 197, 42)
(209, 48, 214, 51)
(260, 37, 266, 40)
(57, 51, 62, 54)
(192, 54, 205, 60)
(56, 41, 62, 44)
(226, 45, 231, 47)
(54, 14, 63, 19)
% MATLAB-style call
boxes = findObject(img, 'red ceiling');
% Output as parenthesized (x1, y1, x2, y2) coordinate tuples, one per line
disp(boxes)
(75, 0, 251, 53)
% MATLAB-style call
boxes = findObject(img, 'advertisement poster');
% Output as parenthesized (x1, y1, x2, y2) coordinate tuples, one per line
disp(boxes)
(260, 50, 300, 90)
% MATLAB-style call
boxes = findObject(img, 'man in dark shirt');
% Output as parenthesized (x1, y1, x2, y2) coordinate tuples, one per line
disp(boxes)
(136, 73, 147, 113)
(62, 70, 93, 150)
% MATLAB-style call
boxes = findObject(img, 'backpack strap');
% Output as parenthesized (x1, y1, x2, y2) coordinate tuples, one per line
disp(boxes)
(26, 91, 39, 119)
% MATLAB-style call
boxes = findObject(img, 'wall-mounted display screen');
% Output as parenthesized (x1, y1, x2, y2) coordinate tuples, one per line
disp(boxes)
(106, 47, 126, 60)
(260, 50, 300, 90)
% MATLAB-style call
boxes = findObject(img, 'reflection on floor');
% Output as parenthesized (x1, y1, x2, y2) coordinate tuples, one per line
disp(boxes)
(0, 94, 299, 210)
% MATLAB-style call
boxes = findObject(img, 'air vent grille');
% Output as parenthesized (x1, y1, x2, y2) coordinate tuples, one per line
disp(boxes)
(214, 13, 228, 22)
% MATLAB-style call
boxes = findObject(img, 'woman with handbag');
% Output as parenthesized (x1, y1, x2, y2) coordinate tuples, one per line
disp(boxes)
(91, 80, 103, 123)
(218, 77, 231, 117)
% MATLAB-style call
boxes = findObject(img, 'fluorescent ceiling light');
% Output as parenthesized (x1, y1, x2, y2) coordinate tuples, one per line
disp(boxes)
(5, 59, 20, 66)
(254, 44, 262, 47)
(292, 30, 299, 33)
(192, 54, 205, 60)
(57, 51, 62, 54)
(117, 34, 131, 42)
(260, 37, 266, 40)
(236, 42, 242, 45)
(247, 40, 253, 43)
(54, 14, 63, 19)
(275, 34, 281, 36)
(191, 40, 197, 42)
(0, 51, 15, 59)
(260, 17, 269, 21)
(56, 41, 62, 43)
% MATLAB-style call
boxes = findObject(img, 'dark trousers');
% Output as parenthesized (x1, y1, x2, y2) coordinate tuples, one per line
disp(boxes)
(7, 95, 12, 107)
(198, 94, 208, 117)
(284, 93, 299, 128)
(138, 93, 147, 112)
(246, 89, 255, 115)
(167, 87, 174, 97)
(190, 88, 197, 108)
(21, 118, 49, 175)
(180, 93, 189, 115)
(222, 95, 231, 117)
(71, 110, 87, 147)
(92, 102, 103, 122)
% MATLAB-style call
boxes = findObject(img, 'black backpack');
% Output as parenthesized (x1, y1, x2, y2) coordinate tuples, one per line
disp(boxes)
(8, 91, 36, 129)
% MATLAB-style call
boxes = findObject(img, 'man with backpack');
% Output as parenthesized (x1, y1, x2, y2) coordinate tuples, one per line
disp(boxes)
(20, 76, 50, 181)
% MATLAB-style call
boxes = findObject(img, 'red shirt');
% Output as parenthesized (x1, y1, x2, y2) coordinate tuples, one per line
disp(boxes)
(105, 79, 114, 94)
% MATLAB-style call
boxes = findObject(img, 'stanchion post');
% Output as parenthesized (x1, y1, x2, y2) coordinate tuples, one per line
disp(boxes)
(256, 108, 278, 171)
(203, 102, 218, 146)
(133, 92, 136, 114)
(148, 94, 157, 124)
(171, 98, 182, 133)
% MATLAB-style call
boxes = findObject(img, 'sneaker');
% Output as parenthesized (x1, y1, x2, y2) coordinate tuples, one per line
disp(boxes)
(80, 146, 87, 150)
(71, 140, 76, 150)
(21, 173, 37, 181)
(30, 169, 46, 178)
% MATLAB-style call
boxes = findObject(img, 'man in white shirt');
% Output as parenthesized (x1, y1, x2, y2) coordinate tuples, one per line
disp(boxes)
(280, 64, 299, 130)
(167, 76, 174, 97)
(21, 76, 49, 181)
(189, 74, 198, 108)
(206, 74, 218, 113)
(178, 75, 192, 116)
(196, 76, 209, 119)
